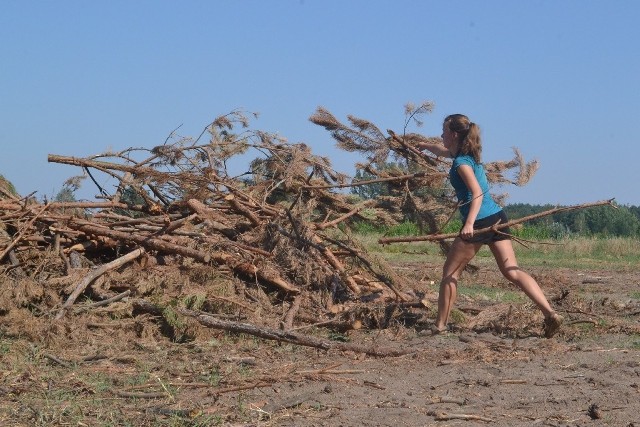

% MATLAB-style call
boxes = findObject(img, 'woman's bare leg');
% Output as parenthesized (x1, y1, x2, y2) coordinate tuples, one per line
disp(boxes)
(435, 237, 482, 330)
(488, 239, 554, 316)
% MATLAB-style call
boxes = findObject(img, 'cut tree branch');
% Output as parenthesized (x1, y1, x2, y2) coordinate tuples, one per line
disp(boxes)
(180, 308, 412, 357)
(379, 199, 616, 244)
(56, 248, 145, 320)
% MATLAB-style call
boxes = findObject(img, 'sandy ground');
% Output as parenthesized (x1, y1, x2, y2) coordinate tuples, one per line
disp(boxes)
(1, 262, 639, 426)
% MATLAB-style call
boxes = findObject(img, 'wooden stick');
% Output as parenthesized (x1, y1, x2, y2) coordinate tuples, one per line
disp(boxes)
(281, 295, 302, 331)
(314, 200, 376, 230)
(55, 248, 145, 320)
(224, 194, 261, 227)
(312, 234, 361, 294)
(303, 172, 427, 190)
(44, 353, 72, 368)
(114, 391, 167, 399)
(387, 129, 442, 167)
(433, 396, 467, 405)
(180, 308, 413, 357)
(379, 199, 615, 244)
(427, 411, 493, 422)
(48, 154, 159, 177)
(75, 290, 132, 310)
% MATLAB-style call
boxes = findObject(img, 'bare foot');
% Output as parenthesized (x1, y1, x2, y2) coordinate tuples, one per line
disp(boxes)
(544, 313, 563, 338)
(431, 325, 447, 335)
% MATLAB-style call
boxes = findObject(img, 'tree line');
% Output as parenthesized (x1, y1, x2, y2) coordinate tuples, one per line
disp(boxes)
(504, 203, 640, 238)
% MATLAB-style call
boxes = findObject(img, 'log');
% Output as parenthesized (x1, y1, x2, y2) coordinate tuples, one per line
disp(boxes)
(73, 220, 298, 294)
(67, 220, 212, 263)
(180, 308, 412, 357)
(206, 251, 299, 294)
(55, 248, 145, 320)
(312, 234, 361, 294)
(281, 295, 302, 330)
(186, 199, 238, 239)
(224, 194, 262, 227)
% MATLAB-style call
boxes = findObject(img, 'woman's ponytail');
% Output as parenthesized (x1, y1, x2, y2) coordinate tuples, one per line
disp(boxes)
(444, 114, 482, 162)
(463, 122, 482, 163)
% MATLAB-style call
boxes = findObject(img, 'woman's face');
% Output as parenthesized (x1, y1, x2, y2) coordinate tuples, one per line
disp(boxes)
(441, 123, 458, 155)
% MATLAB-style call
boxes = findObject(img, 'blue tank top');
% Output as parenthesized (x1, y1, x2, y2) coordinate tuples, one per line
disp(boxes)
(450, 155, 502, 222)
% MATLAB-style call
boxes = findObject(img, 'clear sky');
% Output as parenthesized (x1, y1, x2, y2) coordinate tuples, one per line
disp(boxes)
(1, 1, 638, 206)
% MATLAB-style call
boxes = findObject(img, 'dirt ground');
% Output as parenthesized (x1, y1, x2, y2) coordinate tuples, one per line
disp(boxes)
(1, 260, 639, 427)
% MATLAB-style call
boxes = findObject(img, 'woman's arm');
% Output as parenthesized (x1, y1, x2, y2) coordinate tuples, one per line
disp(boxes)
(457, 164, 484, 238)
(415, 141, 452, 158)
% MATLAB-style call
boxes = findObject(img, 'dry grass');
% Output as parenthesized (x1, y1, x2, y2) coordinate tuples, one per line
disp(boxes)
(513, 236, 640, 269)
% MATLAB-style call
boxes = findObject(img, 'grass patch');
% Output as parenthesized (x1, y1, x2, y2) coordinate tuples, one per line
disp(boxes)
(354, 231, 640, 271)
(458, 284, 525, 303)
(203, 366, 222, 386)
(449, 309, 466, 324)
(513, 236, 640, 269)
(124, 371, 151, 387)
(82, 372, 113, 393)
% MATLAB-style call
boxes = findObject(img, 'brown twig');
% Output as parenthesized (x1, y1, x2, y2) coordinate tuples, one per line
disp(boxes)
(75, 290, 132, 311)
(303, 172, 427, 190)
(427, 411, 494, 422)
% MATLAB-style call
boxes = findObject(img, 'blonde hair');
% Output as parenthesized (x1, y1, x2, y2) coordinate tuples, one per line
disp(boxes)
(444, 114, 481, 162)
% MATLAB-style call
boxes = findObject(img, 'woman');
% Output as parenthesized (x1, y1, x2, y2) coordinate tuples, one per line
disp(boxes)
(416, 114, 563, 338)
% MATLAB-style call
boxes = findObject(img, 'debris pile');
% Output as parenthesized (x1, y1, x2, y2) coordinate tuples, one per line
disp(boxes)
(0, 106, 542, 343)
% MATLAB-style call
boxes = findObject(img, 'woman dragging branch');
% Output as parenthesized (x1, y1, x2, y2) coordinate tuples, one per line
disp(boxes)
(414, 114, 563, 338)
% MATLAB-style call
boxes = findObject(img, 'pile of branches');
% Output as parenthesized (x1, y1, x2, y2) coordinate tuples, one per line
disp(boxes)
(0, 106, 611, 353)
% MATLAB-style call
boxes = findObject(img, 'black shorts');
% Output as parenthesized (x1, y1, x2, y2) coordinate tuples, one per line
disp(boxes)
(461, 210, 511, 244)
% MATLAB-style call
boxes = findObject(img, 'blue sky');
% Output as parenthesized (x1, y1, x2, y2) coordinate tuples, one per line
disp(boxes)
(1, 1, 638, 205)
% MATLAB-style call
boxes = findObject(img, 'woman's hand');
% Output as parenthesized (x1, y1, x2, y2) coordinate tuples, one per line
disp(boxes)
(460, 223, 475, 239)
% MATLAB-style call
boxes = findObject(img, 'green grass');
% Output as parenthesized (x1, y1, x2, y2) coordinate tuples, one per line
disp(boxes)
(357, 231, 640, 271)
(457, 284, 525, 303)
(513, 236, 640, 269)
